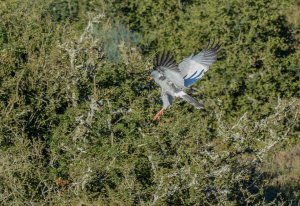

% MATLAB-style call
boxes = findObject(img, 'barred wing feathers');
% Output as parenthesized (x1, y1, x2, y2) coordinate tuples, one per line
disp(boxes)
(153, 51, 185, 89)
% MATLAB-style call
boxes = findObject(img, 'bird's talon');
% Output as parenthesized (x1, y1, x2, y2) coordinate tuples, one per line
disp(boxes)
(153, 108, 164, 120)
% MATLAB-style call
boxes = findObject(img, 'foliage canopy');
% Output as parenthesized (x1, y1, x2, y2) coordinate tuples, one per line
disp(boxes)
(0, 0, 299, 205)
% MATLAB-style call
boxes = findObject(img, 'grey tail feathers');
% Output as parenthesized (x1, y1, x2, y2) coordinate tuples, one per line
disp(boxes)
(181, 94, 204, 109)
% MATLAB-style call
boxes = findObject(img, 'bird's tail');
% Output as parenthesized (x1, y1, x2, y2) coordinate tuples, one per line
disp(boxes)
(174, 91, 204, 109)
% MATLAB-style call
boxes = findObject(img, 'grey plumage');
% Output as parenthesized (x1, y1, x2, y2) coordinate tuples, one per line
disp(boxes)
(151, 41, 220, 111)
(180, 94, 204, 109)
(151, 69, 203, 109)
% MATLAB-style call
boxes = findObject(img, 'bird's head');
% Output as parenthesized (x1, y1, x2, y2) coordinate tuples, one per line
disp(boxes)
(150, 70, 160, 78)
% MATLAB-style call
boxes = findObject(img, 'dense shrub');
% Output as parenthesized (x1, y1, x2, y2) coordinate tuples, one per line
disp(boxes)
(0, 0, 299, 205)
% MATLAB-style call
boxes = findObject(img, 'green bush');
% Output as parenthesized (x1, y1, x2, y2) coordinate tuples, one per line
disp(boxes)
(0, 0, 299, 205)
(46, 0, 79, 22)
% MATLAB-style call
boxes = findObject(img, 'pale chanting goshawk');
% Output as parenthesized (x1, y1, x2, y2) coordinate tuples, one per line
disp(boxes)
(151, 41, 221, 120)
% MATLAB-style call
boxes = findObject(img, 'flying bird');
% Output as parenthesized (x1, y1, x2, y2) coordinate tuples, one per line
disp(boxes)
(150, 41, 220, 120)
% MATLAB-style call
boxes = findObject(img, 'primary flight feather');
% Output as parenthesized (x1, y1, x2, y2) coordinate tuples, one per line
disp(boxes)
(151, 41, 220, 120)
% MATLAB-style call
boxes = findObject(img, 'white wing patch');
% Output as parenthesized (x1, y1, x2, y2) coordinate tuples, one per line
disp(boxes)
(178, 43, 220, 87)
(182, 59, 208, 79)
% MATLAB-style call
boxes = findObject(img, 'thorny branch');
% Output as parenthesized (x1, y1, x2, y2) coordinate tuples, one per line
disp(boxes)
(58, 14, 105, 107)
(151, 98, 299, 204)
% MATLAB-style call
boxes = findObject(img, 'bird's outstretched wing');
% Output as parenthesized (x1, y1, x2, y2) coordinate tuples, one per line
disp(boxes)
(153, 51, 185, 89)
(179, 41, 221, 87)
(154, 50, 177, 71)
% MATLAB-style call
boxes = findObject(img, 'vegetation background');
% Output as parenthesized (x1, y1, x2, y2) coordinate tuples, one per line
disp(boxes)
(0, 0, 299, 205)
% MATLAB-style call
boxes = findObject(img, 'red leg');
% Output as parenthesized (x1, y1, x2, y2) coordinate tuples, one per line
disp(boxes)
(153, 108, 164, 120)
